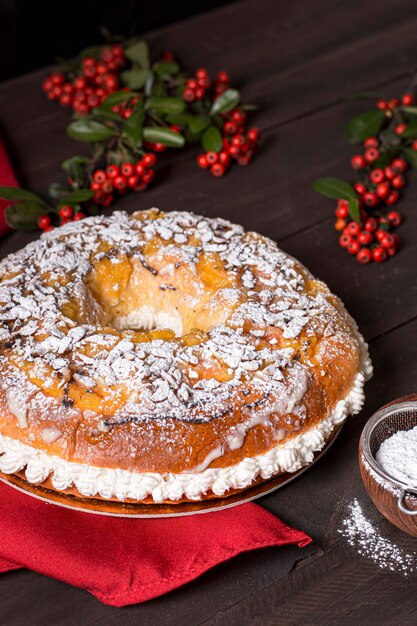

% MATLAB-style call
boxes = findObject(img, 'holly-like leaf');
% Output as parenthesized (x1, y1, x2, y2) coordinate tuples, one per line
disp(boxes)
(123, 109, 145, 147)
(67, 120, 118, 142)
(0, 186, 49, 208)
(210, 89, 240, 116)
(142, 127, 185, 147)
(145, 97, 185, 115)
(312, 178, 358, 201)
(402, 147, 417, 169)
(5, 202, 47, 231)
(121, 69, 150, 89)
(348, 197, 361, 223)
(345, 111, 385, 143)
(202, 126, 223, 152)
(153, 61, 179, 78)
(188, 114, 211, 135)
(124, 41, 150, 69)
(59, 189, 94, 205)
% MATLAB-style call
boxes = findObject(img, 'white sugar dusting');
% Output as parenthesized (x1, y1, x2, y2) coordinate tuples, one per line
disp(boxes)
(376, 426, 417, 486)
(339, 499, 417, 575)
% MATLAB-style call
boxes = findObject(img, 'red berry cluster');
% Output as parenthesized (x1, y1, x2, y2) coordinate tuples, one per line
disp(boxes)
(197, 110, 260, 177)
(89, 153, 157, 206)
(335, 199, 401, 263)
(110, 94, 140, 120)
(37, 207, 86, 232)
(42, 44, 125, 115)
(376, 93, 415, 112)
(183, 68, 230, 103)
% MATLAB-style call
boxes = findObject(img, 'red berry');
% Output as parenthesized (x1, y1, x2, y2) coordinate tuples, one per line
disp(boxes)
(412, 140, 417, 150)
(206, 151, 218, 165)
(210, 163, 226, 177)
(73, 77, 87, 90)
(90, 181, 101, 192)
(381, 233, 395, 249)
(365, 148, 379, 163)
(183, 89, 195, 102)
(93, 169, 107, 184)
(370, 168, 385, 184)
(335, 205, 349, 219)
(376, 100, 388, 110)
(247, 128, 261, 143)
(142, 169, 154, 185)
(73, 212, 86, 221)
(364, 137, 379, 148)
(38, 214, 51, 230)
(387, 211, 402, 226)
(351, 155, 366, 169)
(231, 110, 247, 125)
(356, 248, 372, 264)
(50, 72, 65, 86)
(395, 123, 407, 135)
(347, 240, 360, 255)
(102, 194, 114, 208)
(170, 124, 181, 134)
(197, 154, 208, 169)
(363, 192, 379, 207)
(101, 47, 114, 63)
(106, 164, 120, 179)
(391, 175, 405, 189)
(121, 162, 135, 177)
(375, 229, 388, 242)
(194, 87, 205, 100)
(59, 93, 73, 107)
(389, 98, 400, 108)
(346, 222, 361, 236)
(391, 158, 408, 173)
(357, 231, 373, 245)
(113, 175, 127, 191)
(101, 181, 113, 194)
(354, 183, 367, 196)
(217, 70, 230, 84)
(153, 143, 166, 153)
(224, 121, 237, 135)
(384, 166, 396, 180)
(127, 175, 139, 188)
(162, 51, 174, 61)
(218, 151, 231, 167)
(402, 93, 415, 105)
(335, 218, 347, 231)
(196, 68, 209, 80)
(59, 205, 73, 220)
(339, 234, 351, 248)
(142, 153, 157, 168)
(364, 217, 378, 232)
(372, 246, 387, 263)
(375, 182, 391, 199)
(385, 190, 399, 206)
(135, 163, 145, 177)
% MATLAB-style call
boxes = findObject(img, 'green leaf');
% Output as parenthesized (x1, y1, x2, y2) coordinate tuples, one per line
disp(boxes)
(124, 41, 150, 69)
(5, 202, 47, 231)
(142, 127, 185, 148)
(348, 197, 361, 223)
(399, 106, 417, 116)
(201, 125, 223, 152)
(210, 89, 240, 116)
(121, 69, 150, 89)
(48, 183, 69, 201)
(67, 120, 118, 142)
(100, 90, 135, 109)
(123, 109, 145, 147)
(398, 122, 417, 138)
(402, 147, 417, 169)
(146, 97, 185, 115)
(0, 186, 50, 208)
(312, 178, 358, 201)
(165, 112, 190, 126)
(188, 114, 211, 135)
(59, 189, 94, 205)
(153, 61, 179, 78)
(91, 108, 122, 122)
(344, 111, 385, 143)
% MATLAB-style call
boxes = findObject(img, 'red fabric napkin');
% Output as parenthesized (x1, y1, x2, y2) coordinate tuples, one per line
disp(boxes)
(0, 137, 18, 235)
(0, 482, 311, 606)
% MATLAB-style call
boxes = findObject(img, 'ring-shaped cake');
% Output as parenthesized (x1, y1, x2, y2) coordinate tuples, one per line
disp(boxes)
(0, 209, 372, 503)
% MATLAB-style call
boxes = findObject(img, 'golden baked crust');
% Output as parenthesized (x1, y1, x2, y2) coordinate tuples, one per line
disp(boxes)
(0, 209, 370, 502)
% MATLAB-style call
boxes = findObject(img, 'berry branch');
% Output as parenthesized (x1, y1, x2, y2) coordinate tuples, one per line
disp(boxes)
(0, 35, 261, 232)
(313, 90, 417, 264)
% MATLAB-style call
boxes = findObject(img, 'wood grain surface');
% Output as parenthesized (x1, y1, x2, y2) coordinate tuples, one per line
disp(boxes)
(1, 0, 417, 624)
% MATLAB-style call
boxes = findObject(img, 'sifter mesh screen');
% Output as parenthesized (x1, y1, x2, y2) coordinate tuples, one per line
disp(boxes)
(370, 408, 417, 460)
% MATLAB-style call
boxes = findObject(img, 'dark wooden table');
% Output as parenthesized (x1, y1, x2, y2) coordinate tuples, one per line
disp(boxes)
(1, 0, 417, 623)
